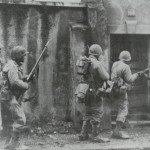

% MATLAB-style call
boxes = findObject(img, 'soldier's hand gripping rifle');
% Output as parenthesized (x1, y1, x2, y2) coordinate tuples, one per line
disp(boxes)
(137, 68, 150, 78)
(143, 68, 150, 79)
(26, 41, 50, 82)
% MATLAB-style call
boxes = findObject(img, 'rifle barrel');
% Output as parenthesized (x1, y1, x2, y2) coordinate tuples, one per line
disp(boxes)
(27, 41, 49, 81)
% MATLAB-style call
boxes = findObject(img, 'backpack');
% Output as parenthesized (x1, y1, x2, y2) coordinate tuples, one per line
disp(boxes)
(76, 56, 91, 75)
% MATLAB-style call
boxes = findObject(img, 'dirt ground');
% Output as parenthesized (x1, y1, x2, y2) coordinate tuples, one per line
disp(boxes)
(1, 124, 150, 150)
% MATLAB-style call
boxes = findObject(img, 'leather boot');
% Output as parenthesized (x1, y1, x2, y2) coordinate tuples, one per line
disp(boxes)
(112, 121, 130, 139)
(79, 121, 89, 141)
(122, 119, 130, 129)
(91, 124, 110, 143)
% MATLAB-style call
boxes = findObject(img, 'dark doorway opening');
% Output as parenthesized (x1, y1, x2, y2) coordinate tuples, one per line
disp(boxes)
(110, 34, 150, 120)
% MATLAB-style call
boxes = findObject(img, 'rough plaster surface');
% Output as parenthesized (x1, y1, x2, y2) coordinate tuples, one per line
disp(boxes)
(0, 4, 85, 121)
(104, 0, 150, 33)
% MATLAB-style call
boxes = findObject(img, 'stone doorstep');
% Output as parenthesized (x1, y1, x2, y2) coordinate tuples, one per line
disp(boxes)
(82, 148, 150, 150)
(50, 146, 150, 150)
(98, 148, 150, 150)
(111, 120, 150, 126)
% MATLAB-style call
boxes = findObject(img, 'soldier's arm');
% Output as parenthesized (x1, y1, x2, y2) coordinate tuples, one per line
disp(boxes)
(122, 65, 138, 83)
(8, 66, 29, 90)
(96, 62, 109, 81)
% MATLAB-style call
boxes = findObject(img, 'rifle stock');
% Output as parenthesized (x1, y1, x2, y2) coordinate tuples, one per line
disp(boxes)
(27, 41, 49, 81)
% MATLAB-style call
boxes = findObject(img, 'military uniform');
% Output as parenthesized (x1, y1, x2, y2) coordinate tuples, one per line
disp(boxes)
(111, 60, 138, 123)
(1, 60, 28, 133)
(111, 59, 139, 139)
(1, 46, 29, 150)
(79, 54, 109, 142)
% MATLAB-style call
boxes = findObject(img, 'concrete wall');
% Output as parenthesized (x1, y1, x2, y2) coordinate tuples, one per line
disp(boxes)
(0, 4, 86, 122)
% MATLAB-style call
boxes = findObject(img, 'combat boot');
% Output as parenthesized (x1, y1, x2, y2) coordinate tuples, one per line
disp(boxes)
(112, 121, 130, 139)
(122, 119, 130, 129)
(91, 124, 110, 143)
(79, 121, 89, 141)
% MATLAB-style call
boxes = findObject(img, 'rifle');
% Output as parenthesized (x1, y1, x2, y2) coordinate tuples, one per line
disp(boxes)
(143, 68, 150, 79)
(137, 68, 150, 78)
(26, 41, 49, 81)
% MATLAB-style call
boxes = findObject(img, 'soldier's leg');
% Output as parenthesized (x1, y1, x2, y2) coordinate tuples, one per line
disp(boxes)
(79, 120, 89, 141)
(117, 98, 128, 123)
(1, 101, 12, 144)
(90, 102, 110, 143)
(10, 101, 26, 132)
(5, 99, 29, 150)
(90, 119, 99, 137)
(90, 119, 110, 143)
(113, 96, 129, 139)
(79, 106, 90, 141)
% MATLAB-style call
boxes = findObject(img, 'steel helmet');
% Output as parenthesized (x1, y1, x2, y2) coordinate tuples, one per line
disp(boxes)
(119, 51, 131, 62)
(89, 44, 103, 56)
(11, 46, 28, 61)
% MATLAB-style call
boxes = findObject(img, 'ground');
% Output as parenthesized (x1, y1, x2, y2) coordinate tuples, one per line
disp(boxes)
(1, 122, 150, 150)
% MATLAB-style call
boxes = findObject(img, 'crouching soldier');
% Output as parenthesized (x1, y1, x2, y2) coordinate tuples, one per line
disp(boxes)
(1, 46, 30, 150)
(111, 50, 146, 139)
(76, 44, 110, 143)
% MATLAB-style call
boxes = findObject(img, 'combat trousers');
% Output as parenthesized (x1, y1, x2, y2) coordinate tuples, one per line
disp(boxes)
(81, 100, 104, 136)
(1, 98, 26, 133)
(113, 93, 128, 123)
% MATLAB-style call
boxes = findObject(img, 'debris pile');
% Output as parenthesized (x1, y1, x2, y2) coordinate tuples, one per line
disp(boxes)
(31, 121, 75, 136)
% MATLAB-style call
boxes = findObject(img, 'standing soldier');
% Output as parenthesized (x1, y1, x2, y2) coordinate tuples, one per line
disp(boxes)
(1, 46, 30, 150)
(77, 44, 110, 142)
(111, 51, 146, 139)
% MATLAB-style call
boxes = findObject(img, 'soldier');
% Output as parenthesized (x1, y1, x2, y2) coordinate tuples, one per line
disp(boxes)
(1, 46, 30, 150)
(111, 50, 145, 139)
(77, 44, 110, 142)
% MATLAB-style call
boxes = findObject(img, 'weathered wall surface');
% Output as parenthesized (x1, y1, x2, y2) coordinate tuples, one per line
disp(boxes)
(0, 4, 86, 122)
(69, 23, 90, 130)
(103, 0, 150, 34)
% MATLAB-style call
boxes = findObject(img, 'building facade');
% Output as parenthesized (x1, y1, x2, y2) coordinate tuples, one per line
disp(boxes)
(0, 0, 149, 127)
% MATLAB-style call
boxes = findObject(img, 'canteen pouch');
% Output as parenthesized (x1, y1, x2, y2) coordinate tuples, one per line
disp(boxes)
(75, 83, 89, 103)
(76, 57, 91, 75)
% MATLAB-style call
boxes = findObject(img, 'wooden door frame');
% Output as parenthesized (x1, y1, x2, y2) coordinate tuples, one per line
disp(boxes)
(147, 35, 150, 108)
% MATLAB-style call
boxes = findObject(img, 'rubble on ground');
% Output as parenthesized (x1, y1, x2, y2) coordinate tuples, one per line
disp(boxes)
(31, 121, 76, 136)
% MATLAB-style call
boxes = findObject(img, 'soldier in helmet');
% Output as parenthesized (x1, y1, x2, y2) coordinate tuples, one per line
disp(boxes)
(111, 50, 146, 139)
(1, 46, 30, 150)
(78, 44, 110, 142)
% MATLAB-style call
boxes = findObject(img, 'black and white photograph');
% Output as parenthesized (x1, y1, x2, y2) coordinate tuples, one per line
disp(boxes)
(0, 0, 150, 149)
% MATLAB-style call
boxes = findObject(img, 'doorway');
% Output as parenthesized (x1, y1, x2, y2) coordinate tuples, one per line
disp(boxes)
(110, 34, 150, 119)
